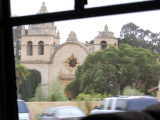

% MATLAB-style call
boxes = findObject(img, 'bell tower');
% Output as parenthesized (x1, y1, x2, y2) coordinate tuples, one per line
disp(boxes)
(21, 2, 60, 63)
(94, 24, 118, 51)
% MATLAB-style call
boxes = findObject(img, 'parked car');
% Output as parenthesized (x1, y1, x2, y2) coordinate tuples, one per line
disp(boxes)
(90, 95, 158, 115)
(18, 99, 31, 120)
(37, 106, 86, 120)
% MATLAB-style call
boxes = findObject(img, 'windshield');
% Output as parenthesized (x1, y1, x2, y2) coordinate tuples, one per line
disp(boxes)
(55, 107, 84, 116)
(18, 101, 28, 113)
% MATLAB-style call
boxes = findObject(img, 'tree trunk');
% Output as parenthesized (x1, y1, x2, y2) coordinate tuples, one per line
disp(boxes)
(117, 84, 121, 95)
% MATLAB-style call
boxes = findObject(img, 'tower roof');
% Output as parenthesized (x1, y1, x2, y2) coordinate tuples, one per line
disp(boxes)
(67, 31, 78, 42)
(104, 24, 109, 32)
(38, 2, 48, 14)
(96, 24, 115, 39)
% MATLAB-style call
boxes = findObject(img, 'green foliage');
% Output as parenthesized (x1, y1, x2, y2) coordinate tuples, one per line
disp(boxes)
(32, 79, 67, 101)
(76, 93, 93, 101)
(119, 22, 160, 54)
(47, 79, 67, 101)
(86, 40, 94, 44)
(16, 64, 29, 83)
(66, 44, 160, 98)
(122, 86, 144, 96)
(19, 69, 42, 101)
(16, 63, 29, 95)
(32, 84, 46, 101)
(75, 93, 105, 115)
(107, 94, 113, 97)
(75, 92, 105, 101)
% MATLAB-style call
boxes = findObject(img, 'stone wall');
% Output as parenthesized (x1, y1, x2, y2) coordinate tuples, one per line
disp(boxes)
(25, 101, 101, 120)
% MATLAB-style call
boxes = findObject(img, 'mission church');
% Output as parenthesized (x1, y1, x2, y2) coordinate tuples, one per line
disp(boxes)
(20, 2, 118, 93)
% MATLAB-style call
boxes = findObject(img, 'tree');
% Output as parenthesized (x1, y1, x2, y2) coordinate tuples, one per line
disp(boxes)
(16, 64, 29, 96)
(13, 26, 22, 61)
(133, 47, 160, 93)
(119, 22, 160, 53)
(19, 69, 42, 101)
(66, 44, 160, 98)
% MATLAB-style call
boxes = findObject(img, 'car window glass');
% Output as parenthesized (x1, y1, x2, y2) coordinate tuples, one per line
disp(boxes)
(47, 108, 56, 116)
(55, 107, 84, 116)
(107, 99, 113, 110)
(100, 99, 108, 109)
(127, 98, 158, 111)
(43, 108, 51, 115)
(115, 99, 127, 110)
(18, 101, 28, 113)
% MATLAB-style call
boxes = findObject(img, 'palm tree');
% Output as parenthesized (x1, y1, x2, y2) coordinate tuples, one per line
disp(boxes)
(16, 64, 29, 96)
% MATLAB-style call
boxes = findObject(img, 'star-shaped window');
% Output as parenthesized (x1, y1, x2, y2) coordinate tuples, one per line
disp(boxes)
(69, 58, 77, 68)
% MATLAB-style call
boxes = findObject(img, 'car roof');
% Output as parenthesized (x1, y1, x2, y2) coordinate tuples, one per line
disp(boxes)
(118, 95, 157, 99)
(44, 106, 80, 112)
(103, 95, 157, 100)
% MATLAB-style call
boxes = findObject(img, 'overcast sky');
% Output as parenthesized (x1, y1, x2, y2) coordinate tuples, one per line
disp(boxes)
(10, 0, 160, 43)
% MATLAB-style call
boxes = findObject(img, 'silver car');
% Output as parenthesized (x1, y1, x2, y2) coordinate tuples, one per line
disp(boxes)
(37, 106, 85, 120)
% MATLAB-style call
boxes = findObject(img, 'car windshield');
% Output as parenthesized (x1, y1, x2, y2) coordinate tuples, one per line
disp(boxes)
(55, 107, 84, 116)
(18, 101, 28, 113)
(127, 98, 158, 111)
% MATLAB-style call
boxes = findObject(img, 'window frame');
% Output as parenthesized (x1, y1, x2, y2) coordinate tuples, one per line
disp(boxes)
(0, 0, 160, 120)
(27, 41, 33, 56)
(38, 41, 44, 55)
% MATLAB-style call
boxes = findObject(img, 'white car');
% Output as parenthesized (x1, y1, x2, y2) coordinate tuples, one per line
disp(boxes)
(90, 95, 158, 115)
(18, 99, 31, 120)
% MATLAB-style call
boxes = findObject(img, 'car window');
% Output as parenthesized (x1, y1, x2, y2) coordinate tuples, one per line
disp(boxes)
(100, 99, 108, 109)
(115, 99, 127, 110)
(18, 101, 28, 113)
(55, 107, 84, 116)
(127, 98, 158, 111)
(47, 108, 57, 116)
(107, 99, 113, 110)
(43, 108, 52, 115)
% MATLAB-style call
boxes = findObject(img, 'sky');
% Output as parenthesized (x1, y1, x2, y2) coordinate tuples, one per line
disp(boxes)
(10, 0, 160, 44)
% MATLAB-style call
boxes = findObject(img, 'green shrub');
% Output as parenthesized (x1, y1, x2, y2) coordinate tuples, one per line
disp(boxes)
(32, 84, 46, 101)
(122, 86, 144, 96)
(46, 79, 67, 101)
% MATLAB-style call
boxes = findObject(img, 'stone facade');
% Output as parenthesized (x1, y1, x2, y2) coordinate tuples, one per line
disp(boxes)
(20, 2, 118, 93)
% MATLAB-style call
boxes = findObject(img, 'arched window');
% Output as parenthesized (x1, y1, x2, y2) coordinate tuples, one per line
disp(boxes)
(38, 41, 44, 55)
(27, 41, 33, 56)
(101, 41, 107, 49)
